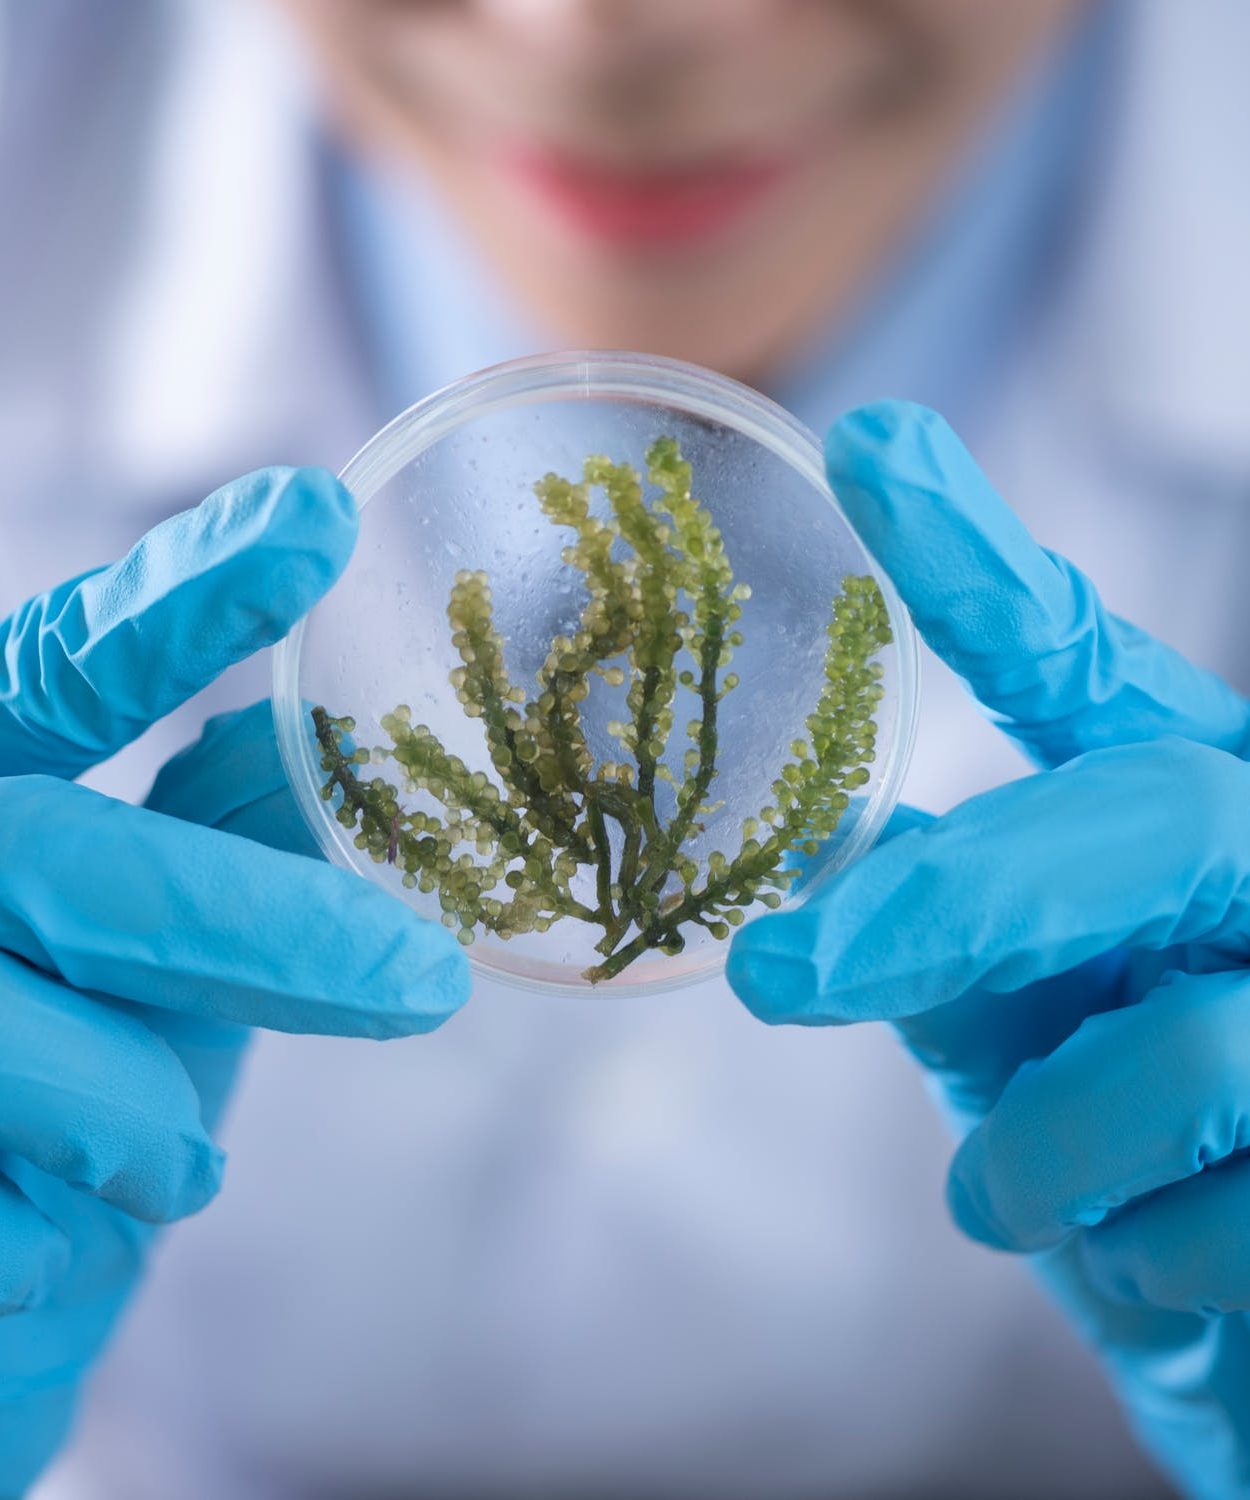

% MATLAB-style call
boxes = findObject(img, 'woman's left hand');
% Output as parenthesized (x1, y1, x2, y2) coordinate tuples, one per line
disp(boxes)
(728, 402, 1250, 1500)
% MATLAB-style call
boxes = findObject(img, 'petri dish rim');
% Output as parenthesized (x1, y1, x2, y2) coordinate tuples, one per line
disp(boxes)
(272, 349, 919, 997)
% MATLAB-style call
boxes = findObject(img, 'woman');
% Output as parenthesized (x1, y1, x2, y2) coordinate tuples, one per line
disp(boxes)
(3, 2, 1247, 1495)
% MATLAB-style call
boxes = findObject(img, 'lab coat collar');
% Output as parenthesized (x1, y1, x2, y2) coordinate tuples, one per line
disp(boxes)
(1056, 0, 1250, 478)
(95, 0, 376, 498)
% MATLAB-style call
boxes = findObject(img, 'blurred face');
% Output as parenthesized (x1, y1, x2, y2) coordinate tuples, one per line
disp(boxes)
(276, 0, 1084, 379)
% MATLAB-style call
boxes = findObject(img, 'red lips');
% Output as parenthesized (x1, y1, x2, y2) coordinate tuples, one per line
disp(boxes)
(501, 146, 791, 247)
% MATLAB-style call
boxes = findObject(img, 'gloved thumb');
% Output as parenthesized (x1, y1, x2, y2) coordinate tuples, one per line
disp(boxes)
(825, 401, 1250, 769)
(145, 698, 319, 857)
(0, 467, 356, 779)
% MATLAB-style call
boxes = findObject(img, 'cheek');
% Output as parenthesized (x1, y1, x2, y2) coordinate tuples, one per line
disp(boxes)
(277, 0, 459, 75)
(883, 0, 1084, 55)
(275, 0, 472, 145)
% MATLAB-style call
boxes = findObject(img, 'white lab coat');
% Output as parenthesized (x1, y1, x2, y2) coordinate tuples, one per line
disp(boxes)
(3, 2, 1249, 1496)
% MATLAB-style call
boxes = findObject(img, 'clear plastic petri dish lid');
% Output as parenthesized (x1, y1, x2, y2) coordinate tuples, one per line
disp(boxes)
(273, 351, 918, 997)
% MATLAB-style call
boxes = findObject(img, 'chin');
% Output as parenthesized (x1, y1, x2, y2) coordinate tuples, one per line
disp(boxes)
(501, 263, 772, 379)
(463, 201, 798, 382)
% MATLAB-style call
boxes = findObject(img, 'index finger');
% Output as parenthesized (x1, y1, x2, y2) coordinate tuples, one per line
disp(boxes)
(0, 466, 356, 779)
(727, 737, 1250, 1027)
(0, 776, 469, 1038)
(826, 402, 1250, 767)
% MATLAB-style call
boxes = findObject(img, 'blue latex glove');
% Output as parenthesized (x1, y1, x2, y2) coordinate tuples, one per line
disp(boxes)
(728, 402, 1250, 1500)
(0, 469, 468, 1495)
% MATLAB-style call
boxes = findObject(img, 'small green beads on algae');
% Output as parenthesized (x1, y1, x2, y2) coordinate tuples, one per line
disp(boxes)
(313, 437, 891, 982)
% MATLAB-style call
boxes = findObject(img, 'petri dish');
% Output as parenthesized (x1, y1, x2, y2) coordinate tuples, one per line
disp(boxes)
(273, 351, 918, 997)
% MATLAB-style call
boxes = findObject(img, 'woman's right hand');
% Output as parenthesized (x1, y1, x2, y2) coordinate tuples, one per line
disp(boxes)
(0, 468, 468, 1494)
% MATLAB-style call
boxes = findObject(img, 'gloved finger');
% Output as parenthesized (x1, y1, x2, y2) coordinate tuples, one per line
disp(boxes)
(826, 402, 1250, 768)
(0, 776, 469, 1038)
(899, 953, 1125, 1129)
(0, 467, 356, 780)
(1079, 1152, 1250, 1316)
(947, 969, 1250, 1253)
(727, 737, 1250, 1027)
(0, 1172, 71, 1313)
(114, 1004, 249, 1142)
(138, 701, 328, 1130)
(145, 699, 320, 856)
(140, 700, 436, 1131)
(0, 952, 223, 1225)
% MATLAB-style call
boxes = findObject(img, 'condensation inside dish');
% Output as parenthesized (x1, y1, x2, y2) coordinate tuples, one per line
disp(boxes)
(293, 395, 902, 991)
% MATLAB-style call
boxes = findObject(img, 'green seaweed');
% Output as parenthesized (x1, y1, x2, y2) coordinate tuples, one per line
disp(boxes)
(314, 437, 891, 982)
